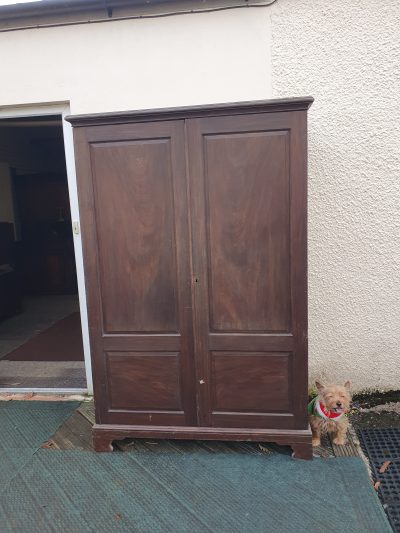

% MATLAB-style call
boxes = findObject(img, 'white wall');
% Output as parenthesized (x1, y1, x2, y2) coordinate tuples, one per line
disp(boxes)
(1, 2, 399, 392)
(270, 0, 400, 391)
(0, 9, 271, 113)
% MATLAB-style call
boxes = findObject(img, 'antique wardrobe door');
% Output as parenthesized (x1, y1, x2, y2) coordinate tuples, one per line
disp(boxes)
(74, 120, 197, 426)
(187, 111, 308, 430)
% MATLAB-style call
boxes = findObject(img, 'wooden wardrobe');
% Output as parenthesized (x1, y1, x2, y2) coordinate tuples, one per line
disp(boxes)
(66, 97, 314, 459)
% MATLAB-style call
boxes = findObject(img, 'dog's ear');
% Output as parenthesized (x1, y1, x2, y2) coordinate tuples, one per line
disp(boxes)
(315, 381, 324, 392)
(344, 380, 351, 390)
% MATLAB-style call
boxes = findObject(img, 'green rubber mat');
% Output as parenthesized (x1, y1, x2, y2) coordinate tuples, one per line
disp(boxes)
(0, 401, 80, 449)
(0, 448, 36, 491)
(0, 401, 79, 495)
(0, 451, 391, 533)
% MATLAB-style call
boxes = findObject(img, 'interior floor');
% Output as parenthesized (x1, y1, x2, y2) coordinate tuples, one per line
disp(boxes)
(0, 295, 86, 389)
(0, 360, 86, 389)
(0, 295, 79, 359)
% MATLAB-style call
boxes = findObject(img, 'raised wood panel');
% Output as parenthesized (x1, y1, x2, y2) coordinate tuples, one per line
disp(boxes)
(204, 130, 291, 333)
(209, 333, 293, 351)
(106, 352, 182, 411)
(103, 411, 186, 427)
(102, 334, 181, 352)
(90, 139, 178, 334)
(210, 413, 296, 430)
(210, 352, 292, 412)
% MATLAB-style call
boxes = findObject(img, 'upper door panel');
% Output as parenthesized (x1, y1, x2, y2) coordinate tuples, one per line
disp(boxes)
(204, 129, 291, 333)
(90, 138, 179, 334)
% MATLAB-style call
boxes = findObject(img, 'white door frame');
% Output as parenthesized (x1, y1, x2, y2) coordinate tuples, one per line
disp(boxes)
(0, 101, 93, 394)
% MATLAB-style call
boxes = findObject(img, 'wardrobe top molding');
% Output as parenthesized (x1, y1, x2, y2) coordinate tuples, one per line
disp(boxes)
(65, 96, 314, 127)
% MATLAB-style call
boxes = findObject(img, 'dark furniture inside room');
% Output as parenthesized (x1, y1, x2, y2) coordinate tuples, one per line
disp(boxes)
(14, 173, 78, 295)
(67, 96, 313, 458)
(0, 222, 21, 321)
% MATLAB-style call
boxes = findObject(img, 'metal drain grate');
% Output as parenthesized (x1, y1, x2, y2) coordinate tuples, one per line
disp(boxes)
(358, 427, 400, 532)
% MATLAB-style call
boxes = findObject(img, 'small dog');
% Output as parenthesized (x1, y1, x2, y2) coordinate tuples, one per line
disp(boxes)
(308, 381, 351, 447)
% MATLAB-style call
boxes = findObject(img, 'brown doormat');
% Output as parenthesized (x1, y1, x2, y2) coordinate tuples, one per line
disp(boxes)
(4, 312, 84, 362)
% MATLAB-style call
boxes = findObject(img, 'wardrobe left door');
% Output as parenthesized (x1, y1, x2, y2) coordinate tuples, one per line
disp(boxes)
(74, 120, 197, 427)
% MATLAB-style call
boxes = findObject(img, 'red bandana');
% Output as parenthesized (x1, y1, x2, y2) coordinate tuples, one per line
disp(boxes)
(319, 401, 342, 419)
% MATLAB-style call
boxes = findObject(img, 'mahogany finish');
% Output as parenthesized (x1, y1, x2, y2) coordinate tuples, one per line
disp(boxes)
(66, 97, 313, 459)
(72, 120, 197, 429)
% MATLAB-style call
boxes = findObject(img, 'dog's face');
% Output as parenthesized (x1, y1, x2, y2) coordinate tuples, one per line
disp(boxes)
(316, 381, 351, 414)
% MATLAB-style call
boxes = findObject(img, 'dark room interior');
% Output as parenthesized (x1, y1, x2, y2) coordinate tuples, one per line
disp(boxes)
(0, 116, 85, 389)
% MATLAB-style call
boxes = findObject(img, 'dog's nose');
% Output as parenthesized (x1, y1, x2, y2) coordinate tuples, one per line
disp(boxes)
(336, 401, 342, 408)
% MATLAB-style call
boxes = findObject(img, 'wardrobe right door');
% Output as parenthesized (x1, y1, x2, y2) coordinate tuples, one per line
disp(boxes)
(187, 110, 308, 431)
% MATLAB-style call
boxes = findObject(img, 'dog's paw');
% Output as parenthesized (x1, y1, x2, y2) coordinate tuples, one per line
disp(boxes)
(332, 437, 346, 446)
(312, 438, 321, 447)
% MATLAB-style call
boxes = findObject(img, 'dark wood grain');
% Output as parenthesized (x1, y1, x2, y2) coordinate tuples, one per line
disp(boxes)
(102, 335, 181, 352)
(92, 423, 312, 448)
(90, 138, 178, 333)
(65, 97, 314, 127)
(187, 110, 307, 431)
(211, 413, 295, 430)
(106, 352, 182, 410)
(70, 98, 312, 455)
(204, 129, 290, 332)
(73, 120, 196, 427)
(92, 423, 313, 459)
(211, 352, 291, 412)
(291, 442, 313, 460)
(104, 411, 186, 426)
(209, 334, 293, 351)
(73, 126, 108, 423)
(290, 111, 309, 430)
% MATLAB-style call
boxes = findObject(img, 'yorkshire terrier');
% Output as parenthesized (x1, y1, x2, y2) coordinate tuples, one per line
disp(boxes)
(308, 381, 351, 447)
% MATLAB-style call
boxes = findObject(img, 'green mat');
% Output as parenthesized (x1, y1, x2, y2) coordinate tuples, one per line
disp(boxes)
(0, 401, 79, 449)
(0, 450, 391, 533)
(0, 401, 79, 497)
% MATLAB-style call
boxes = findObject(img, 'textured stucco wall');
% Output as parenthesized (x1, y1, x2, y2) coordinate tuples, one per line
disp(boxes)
(270, 0, 400, 391)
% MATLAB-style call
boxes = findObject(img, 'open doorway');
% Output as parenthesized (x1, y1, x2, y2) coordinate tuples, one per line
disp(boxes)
(0, 114, 87, 390)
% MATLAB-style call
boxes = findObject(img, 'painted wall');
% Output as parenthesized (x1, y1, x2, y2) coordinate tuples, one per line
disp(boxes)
(270, 0, 400, 391)
(0, 9, 271, 113)
(0, 2, 399, 391)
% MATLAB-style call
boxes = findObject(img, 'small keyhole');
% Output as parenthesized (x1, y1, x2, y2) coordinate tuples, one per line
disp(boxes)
(194, 278, 199, 283)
